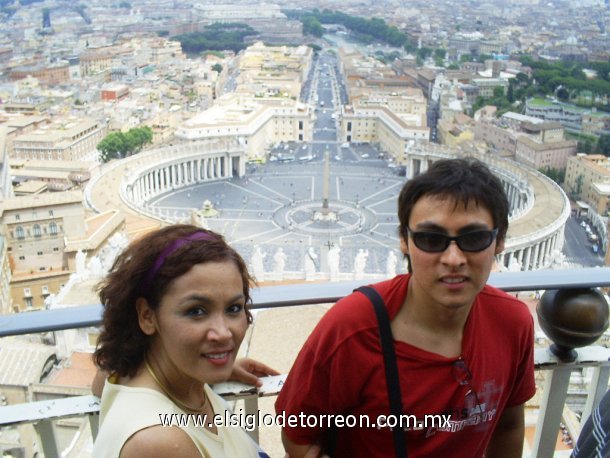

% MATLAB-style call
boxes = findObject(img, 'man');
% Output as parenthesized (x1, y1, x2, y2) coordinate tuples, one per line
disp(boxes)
(275, 158, 535, 457)
(572, 389, 610, 458)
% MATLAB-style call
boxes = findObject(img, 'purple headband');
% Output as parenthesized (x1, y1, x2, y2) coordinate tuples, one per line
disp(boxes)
(141, 231, 217, 295)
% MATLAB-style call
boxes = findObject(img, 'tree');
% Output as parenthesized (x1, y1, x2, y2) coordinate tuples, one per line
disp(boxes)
(97, 127, 153, 162)
(556, 87, 569, 100)
(598, 134, 610, 157)
(212, 63, 223, 73)
(515, 72, 529, 84)
(574, 174, 584, 197)
(97, 132, 125, 162)
(302, 15, 323, 37)
(538, 167, 565, 185)
(577, 138, 592, 154)
(493, 86, 505, 98)
(507, 83, 514, 103)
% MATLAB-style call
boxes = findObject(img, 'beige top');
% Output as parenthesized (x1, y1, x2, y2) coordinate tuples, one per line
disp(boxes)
(92, 378, 262, 457)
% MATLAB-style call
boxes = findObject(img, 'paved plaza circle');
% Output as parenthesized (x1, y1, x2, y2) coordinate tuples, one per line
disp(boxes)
(147, 154, 408, 275)
(276, 200, 377, 237)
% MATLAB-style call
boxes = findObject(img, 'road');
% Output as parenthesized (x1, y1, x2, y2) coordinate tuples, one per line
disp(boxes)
(562, 216, 605, 267)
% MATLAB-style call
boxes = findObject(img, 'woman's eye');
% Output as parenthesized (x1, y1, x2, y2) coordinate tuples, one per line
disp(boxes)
(227, 304, 244, 314)
(186, 307, 207, 317)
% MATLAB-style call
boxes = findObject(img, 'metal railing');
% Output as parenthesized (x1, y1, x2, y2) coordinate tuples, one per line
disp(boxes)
(1, 267, 609, 458)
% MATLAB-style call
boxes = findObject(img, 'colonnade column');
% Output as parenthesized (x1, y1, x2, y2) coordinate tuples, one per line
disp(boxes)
(532, 243, 541, 270)
(407, 157, 414, 179)
(523, 246, 532, 270)
(517, 249, 525, 268)
(421, 159, 429, 174)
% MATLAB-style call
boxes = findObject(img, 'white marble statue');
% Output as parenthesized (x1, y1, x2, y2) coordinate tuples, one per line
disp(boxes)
(354, 249, 369, 279)
(87, 255, 105, 278)
(386, 250, 397, 277)
(250, 246, 266, 280)
(273, 248, 287, 276)
(75, 249, 87, 277)
(305, 247, 318, 280)
(328, 245, 341, 279)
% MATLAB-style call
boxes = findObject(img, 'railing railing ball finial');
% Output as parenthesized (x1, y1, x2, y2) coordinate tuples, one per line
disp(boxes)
(537, 288, 609, 362)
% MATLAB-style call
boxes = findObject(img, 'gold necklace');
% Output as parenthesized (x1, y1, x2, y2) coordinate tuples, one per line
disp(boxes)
(144, 358, 207, 413)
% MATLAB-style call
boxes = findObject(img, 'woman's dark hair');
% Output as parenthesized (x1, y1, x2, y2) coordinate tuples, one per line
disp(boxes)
(93, 224, 254, 377)
(398, 158, 509, 243)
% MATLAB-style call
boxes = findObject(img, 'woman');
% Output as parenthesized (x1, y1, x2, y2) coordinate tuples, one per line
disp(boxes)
(92, 224, 275, 457)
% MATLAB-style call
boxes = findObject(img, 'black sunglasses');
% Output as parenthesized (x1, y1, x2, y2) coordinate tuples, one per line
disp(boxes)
(407, 228, 498, 253)
(452, 359, 483, 416)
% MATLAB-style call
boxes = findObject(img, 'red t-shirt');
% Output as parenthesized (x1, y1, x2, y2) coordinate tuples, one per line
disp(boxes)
(275, 274, 535, 458)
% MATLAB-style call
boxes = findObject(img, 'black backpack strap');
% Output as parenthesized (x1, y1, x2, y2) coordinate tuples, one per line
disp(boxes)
(356, 286, 408, 458)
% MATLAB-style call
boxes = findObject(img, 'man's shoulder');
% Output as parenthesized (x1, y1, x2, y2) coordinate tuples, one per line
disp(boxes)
(314, 275, 409, 340)
(477, 283, 533, 321)
(330, 274, 409, 317)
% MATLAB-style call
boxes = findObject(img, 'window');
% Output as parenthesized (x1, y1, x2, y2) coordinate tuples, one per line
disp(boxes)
(49, 222, 58, 235)
(37, 251, 43, 256)
(15, 226, 25, 240)
(24, 288, 32, 297)
(33, 224, 42, 238)
(15, 214, 20, 221)
(18, 255, 25, 260)
(49, 210, 54, 216)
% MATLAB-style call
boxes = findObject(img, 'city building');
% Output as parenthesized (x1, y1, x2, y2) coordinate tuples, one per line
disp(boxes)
(339, 104, 430, 162)
(437, 113, 475, 147)
(350, 87, 427, 120)
(9, 62, 70, 85)
(10, 159, 98, 193)
(79, 49, 113, 77)
(195, 3, 303, 44)
(0, 234, 11, 315)
(100, 83, 129, 102)
(237, 42, 312, 99)
(474, 112, 577, 168)
(514, 122, 577, 170)
(471, 77, 509, 97)
(175, 93, 314, 161)
(0, 191, 124, 311)
(0, 126, 12, 200)
(525, 98, 583, 132)
(10, 116, 106, 162)
(564, 154, 610, 212)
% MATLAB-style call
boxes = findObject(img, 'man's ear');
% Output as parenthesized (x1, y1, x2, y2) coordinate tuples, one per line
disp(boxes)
(494, 238, 505, 255)
(400, 236, 409, 256)
(136, 297, 157, 336)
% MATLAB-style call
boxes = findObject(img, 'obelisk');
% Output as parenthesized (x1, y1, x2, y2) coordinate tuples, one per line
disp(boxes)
(322, 149, 330, 211)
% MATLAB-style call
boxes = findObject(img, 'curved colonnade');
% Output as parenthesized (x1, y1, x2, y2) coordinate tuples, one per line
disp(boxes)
(109, 139, 245, 223)
(87, 141, 570, 272)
